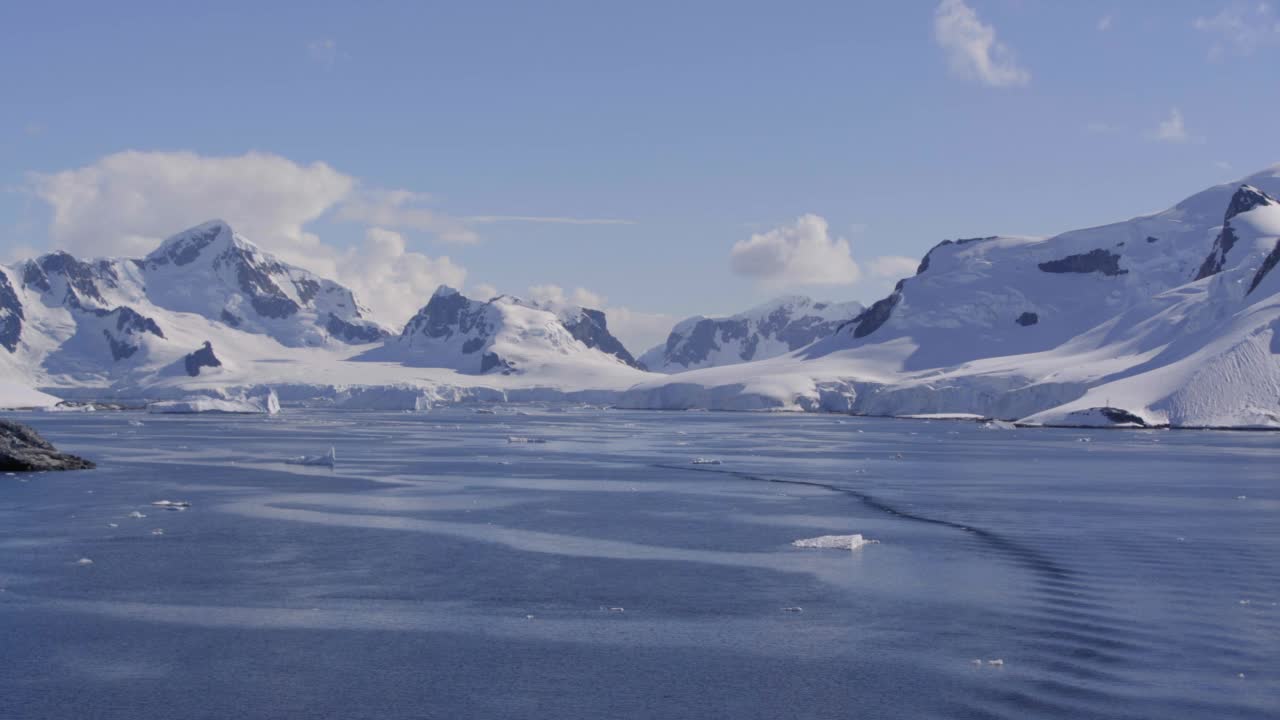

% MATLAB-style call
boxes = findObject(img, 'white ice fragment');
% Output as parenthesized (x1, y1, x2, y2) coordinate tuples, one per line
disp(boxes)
(986, 659, 1004, 666)
(75, 557, 93, 566)
(285, 447, 337, 467)
(151, 528, 165, 536)
(127, 419, 144, 427)
(151, 500, 191, 509)
(792, 534, 878, 551)
(128, 511, 147, 519)
(691, 457, 722, 465)
(605, 607, 625, 613)
(981, 420, 1016, 430)
(107, 523, 118, 528)
(782, 606, 804, 613)
(507, 436, 547, 444)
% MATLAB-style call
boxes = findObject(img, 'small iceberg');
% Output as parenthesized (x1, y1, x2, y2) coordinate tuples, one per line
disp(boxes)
(148, 389, 280, 415)
(691, 457, 722, 465)
(981, 420, 1016, 430)
(285, 447, 337, 467)
(507, 436, 547, 444)
(792, 534, 878, 551)
(127, 511, 147, 519)
(151, 500, 190, 510)
(75, 557, 94, 566)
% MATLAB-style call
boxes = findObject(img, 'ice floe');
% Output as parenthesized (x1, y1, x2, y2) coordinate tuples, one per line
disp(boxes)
(285, 447, 337, 467)
(792, 534, 878, 551)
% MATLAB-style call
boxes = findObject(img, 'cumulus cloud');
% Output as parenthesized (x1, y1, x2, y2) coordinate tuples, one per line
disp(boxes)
(933, 0, 1031, 87)
(1149, 108, 1190, 143)
(31, 150, 354, 260)
(730, 214, 862, 287)
(867, 255, 920, 280)
(527, 284, 606, 309)
(337, 228, 467, 327)
(1194, 3, 1280, 58)
(338, 189, 481, 245)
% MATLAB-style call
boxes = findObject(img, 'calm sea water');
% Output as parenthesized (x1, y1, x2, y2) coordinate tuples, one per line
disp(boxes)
(1, 408, 1276, 719)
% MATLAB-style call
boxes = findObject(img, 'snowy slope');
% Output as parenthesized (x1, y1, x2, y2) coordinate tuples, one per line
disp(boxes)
(622, 169, 1280, 428)
(640, 296, 863, 373)
(0, 381, 61, 409)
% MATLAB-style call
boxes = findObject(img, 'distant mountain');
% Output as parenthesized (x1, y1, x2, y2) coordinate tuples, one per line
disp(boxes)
(623, 167, 1280, 428)
(639, 296, 863, 373)
(0, 220, 388, 387)
(357, 286, 640, 376)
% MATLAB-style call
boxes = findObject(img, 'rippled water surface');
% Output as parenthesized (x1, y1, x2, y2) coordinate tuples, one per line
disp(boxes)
(1, 409, 1276, 719)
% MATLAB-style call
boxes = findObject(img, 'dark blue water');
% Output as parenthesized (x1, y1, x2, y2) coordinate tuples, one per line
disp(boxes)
(1, 409, 1276, 719)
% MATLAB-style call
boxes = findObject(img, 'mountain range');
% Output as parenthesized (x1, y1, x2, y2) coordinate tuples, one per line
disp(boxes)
(3, 166, 1280, 428)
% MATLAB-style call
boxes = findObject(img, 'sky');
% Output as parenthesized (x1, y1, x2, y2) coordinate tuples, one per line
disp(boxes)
(2, 0, 1278, 352)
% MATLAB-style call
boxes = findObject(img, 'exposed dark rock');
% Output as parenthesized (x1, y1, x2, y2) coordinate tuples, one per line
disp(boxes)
(151, 223, 225, 267)
(848, 291, 900, 339)
(461, 337, 485, 354)
(104, 331, 139, 361)
(1247, 240, 1280, 295)
(220, 309, 242, 327)
(401, 288, 494, 342)
(916, 236, 996, 275)
(184, 341, 222, 376)
(1016, 312, 1039, 326)
(325, 313, 387, 344)
(37, 252, 108, 304)
(559, 308, 638, 366)
(0, 419, 95, 472)
(480, 352, 512, 374)
(1146, 236, 1159, 244)
(1224, 185, 1274, 221)
(1038, 249, 1128, 276)
(1196, 186, 1277, 281)
(22, 261, 51, 292)
(0, 270, 23, 352)
(1195, 225, 1237, 280)
(1099, 407, 1147, 427)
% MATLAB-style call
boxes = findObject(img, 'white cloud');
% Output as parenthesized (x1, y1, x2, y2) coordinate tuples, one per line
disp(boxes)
(867, 255, 920, 280)
(1097, 14, 1113, 32)
(338, 189, 481, 245)
(466, 215, 634, 226)
(518, 283, 674, 354)
(31, 150, 354, 260)
(1194, 3, 1280, 58)
(1150, 108, 1190, 143)
(337, 228, 467, 327)
(308, 39, 342, 67)
(933, 0, 1031, 87)
(730, 214, 862, 287)
(471, 283, 500, 301)
(527, 284, 606, 309)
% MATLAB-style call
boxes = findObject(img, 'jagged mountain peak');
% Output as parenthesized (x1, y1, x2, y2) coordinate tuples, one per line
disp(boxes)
(1224, 184, 1276, 222)
(145, 219, 240, 267)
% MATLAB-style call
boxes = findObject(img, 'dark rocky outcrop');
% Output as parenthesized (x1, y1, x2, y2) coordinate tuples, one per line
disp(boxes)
(847, 285, 902, 339)
(0, 419, 95, 472)
(1196, 185, 1276, 281)
(1099, 407, 1147, 427)
(36, 251, 108, 305)
(1248, 240, 1280, 295)
(559, 308, 638, 367)
(1038, 249, 1127, 276)
(1016, 312, 1039, 326)
(0, 270, 23, 352)
(325, 313, 388, 344)
(916, 236, 997, 275)
(184, 341, 222, 376)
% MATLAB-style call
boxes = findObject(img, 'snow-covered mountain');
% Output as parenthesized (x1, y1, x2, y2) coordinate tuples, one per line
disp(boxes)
(622, 167, 1280, 428)
(0, 220, 389, 388)
(639, 296, 863, 373)
(358, 286, 640, 375)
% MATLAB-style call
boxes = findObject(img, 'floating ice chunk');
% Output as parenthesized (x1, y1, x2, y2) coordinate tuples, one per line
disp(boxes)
(148, 389, 280, 415)
(971, 659, 983, 665)
(75, 557, 93, 566)
(127, 419, 145, 427)
(507, 436, 547, 444)
(981, 420, 1016, 430)
(151, 528, 165, 536)
(782, 606, 804, 613)
(285, 447, 337, 467)
(1236, 495, 1248, 500)
(107, 523, 118, 528)
(792, 534, 878, 551)
(473, 409, 497, 415)
(151, 500, 191, 510)
(128, 511, 147, 519)
(986, 659, 1004, 667)
(691, 457, 722, 465)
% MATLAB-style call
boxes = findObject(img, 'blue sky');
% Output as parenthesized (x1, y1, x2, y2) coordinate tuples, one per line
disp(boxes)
(2, 1, 1277, 350)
